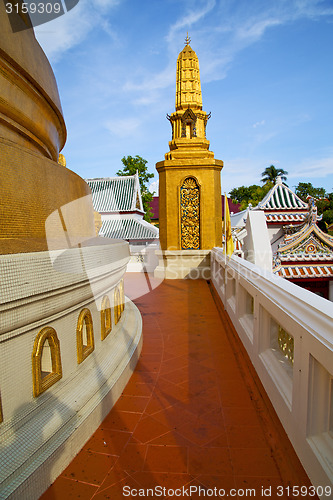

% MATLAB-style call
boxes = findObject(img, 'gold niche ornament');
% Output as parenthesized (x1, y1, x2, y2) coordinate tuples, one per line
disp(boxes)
(101, 295, 112, 340)
(180, 177, 200, 250)
(76, 308, 95, 364)
(32, 326, 62, 397)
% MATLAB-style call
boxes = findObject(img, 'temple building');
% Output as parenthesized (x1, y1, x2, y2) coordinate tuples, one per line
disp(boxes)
(155, 35, 223, 278)
(86, 173, 159, 245)
(231, 177, 333, 299)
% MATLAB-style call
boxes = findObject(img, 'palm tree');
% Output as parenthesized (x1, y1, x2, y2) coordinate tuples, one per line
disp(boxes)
(261, 165, 288, 184)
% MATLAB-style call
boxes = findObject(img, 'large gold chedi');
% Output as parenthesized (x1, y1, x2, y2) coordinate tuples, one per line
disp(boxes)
(0, 4, 96, 254)
(156, 37, 223, 256)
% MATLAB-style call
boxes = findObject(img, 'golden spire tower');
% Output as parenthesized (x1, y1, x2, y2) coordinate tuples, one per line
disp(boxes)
(156, 37, 223, 277)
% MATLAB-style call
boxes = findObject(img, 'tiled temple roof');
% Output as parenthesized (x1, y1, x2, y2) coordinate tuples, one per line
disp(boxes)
(100, 218, 158, 241)
(265, 213, 307, 223)
(258, 177, 308, 211)
(86, 174, 143, 213)
(276, 265, 333, 279)
(273, 199, 333, 279)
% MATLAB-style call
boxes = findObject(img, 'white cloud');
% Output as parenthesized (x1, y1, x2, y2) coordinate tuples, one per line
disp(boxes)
(105, 118, 141, 138)
(289, 156, 333, 179)
(34, 0, 122, 62)
(166, 0, 216, 44)
(149, 180, 159, 194)
(253, 120, 265, 128)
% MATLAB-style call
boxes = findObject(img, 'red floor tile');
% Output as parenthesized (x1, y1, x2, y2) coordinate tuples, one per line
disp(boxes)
(188, 447, 233, 476)
(83, 428, 130, 456)
(61, 450, 116, 485)
(42, 275, 313, 498)
(230, 447, 280, 477)
(144, 445, 188, 473)
(101, 410, 142, 432)
(116, 442, 148, 473)
(131, 415, 170, 444)
(131, 471, 194, 490)
(114, 394, 150, 413)
(40, 477, 98, 499)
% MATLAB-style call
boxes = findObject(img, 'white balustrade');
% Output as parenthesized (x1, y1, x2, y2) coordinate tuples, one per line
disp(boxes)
(211, 248, 333, 491)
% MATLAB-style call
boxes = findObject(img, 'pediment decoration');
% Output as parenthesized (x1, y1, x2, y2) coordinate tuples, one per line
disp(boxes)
(280, 235, 332, 256)
(181, 108, 197, 137)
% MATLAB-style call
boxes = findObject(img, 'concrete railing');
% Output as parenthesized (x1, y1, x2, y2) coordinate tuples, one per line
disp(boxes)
(127, 243, 159, 273)
(211, 248, 333, 492)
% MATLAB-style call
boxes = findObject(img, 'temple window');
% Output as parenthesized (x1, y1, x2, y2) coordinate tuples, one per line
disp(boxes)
(77, 308, 94, 364)
(32, 327, 62, 397)
(101, 295, 112, 340)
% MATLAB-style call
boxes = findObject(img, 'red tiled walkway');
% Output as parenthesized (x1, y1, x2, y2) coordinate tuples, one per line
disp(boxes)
(42, 275, 312, 499)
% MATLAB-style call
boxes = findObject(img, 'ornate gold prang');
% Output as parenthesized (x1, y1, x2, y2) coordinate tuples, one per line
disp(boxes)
(77, 308, 94, 364)
(101, 295, 112, 340)
(32, 326, 62, 397)
(278, 326, 294, 365)
(180, 177, 200, 250)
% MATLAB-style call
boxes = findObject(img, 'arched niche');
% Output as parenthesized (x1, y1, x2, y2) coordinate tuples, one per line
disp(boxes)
(32, 326, 62, 397)
(77, 308, 94, 364)
(101, 295, 112, 340)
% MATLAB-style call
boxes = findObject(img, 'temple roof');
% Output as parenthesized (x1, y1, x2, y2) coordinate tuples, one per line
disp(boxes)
(258, 177, 308, 211)
(86, 174, 143, 213)
(100, 218, 158, 241)
(273, 198, 333, 278)
(276, 264, 333, 279)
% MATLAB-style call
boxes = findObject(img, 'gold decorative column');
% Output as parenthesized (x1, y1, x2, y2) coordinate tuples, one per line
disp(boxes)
(155, 36, 223, 278)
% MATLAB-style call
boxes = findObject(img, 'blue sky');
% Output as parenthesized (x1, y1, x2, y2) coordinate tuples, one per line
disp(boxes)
(35, 0, 333, 196)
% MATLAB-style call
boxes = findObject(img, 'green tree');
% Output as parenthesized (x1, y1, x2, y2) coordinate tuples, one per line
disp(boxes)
(117, 155, 154, 222)
(261, 165, 288, 184)
(294, 182, 326, 202)
(318, 193, 333, 232)
(229, 183, 273, 210)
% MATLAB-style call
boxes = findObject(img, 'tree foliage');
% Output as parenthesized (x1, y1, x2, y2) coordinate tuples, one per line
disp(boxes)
(229, 183, 273, 210)
(261, 165, 288, 184)
(317, 193, 333, 231)
(295, 182, 326, 201)
(117, 155, 154, 222)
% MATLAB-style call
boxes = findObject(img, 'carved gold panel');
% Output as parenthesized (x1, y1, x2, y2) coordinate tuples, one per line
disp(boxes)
(32, 326, 62, 397)
(180, 177, 200, 250)
(77, 308, 94, 364)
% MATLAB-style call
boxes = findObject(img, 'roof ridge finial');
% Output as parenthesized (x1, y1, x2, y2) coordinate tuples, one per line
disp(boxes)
(185, 32, 191, 46)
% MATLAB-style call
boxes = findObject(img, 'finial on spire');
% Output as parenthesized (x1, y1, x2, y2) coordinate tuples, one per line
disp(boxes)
(185, 32, 191, 46)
